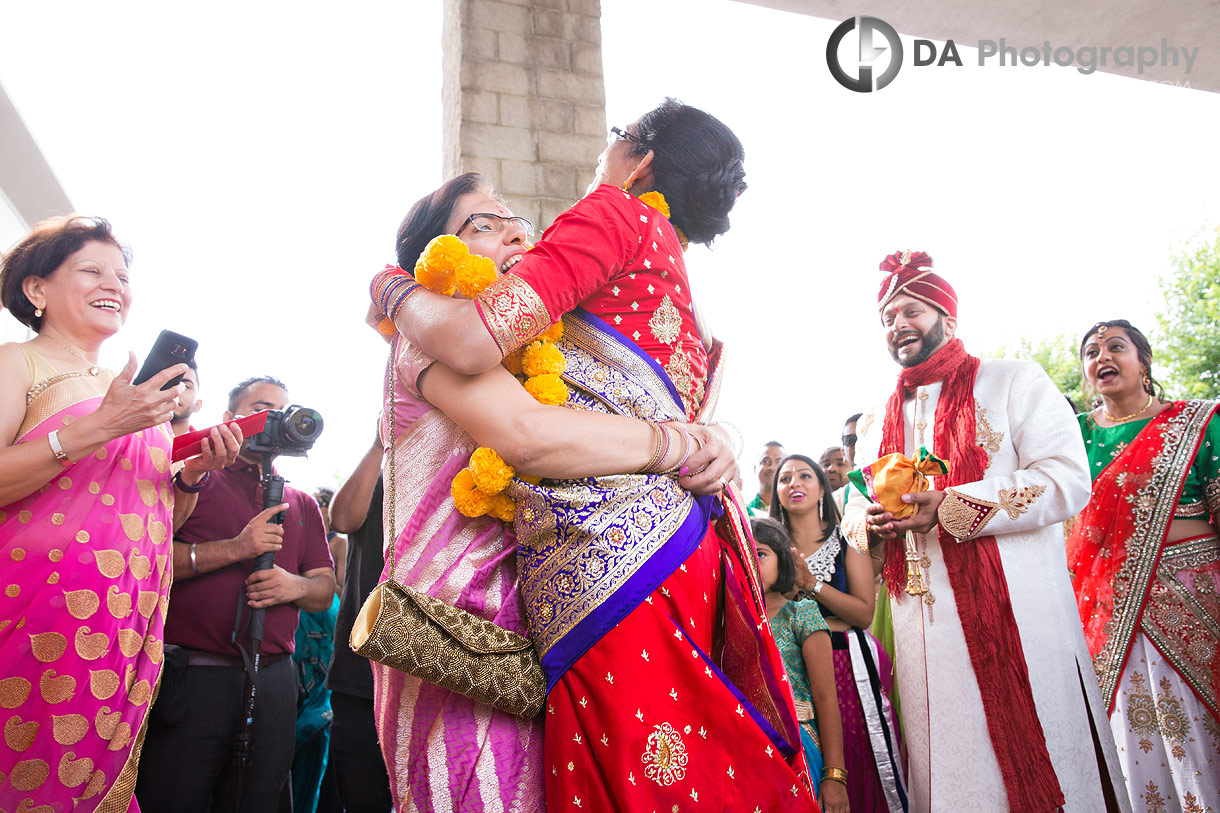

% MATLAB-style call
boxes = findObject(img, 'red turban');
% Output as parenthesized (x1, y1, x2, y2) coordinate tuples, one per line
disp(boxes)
(876, 249, 958, 319)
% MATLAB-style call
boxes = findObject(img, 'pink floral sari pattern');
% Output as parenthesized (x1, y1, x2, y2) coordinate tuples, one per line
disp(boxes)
(1, 370, 174, 812)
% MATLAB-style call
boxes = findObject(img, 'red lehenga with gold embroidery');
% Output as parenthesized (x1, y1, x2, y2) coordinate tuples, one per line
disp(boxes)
(473, 186, 818, 811)
(1067, 400, 1220, 812)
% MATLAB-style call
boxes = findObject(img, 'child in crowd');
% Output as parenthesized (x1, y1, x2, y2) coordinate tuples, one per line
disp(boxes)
(752, 517, 850, 813)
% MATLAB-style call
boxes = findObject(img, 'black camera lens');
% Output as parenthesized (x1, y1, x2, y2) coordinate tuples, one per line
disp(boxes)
(284, 406, 323, 444)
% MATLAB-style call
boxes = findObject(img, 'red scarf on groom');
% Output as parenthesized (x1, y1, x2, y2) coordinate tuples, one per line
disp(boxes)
(880, 337, 1065, 812)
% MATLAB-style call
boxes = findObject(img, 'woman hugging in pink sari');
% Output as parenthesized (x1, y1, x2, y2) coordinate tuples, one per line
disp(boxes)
(0, 216, 238, 812)
(368, 173, 735, 812)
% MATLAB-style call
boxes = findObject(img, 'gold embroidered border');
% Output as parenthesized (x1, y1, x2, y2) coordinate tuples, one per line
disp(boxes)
(976, 405, 1004, 471)
(1141, 534, 1220, 719)
(996, 485, 1047, 520)
(691, 339, 725, 424)
(1174, 500, 1209, 520)
(937, 488, 1000, 540)
(1094, 399, 1216, 706)
(1205, 478, 1220, 518)
(17, 370, 114, 441)
(475, 274, 551, 356)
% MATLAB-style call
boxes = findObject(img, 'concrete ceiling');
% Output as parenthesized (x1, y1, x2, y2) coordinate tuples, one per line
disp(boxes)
(734, 0, 1219, 93)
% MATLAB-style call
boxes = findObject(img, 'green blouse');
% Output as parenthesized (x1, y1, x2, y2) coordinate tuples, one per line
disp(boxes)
(1078, 406, 1220, 520)
(769, 599, 829, 721)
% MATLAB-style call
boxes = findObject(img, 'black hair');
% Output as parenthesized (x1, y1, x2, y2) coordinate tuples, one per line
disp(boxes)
(0, 215, 131, 331)
(314, 487, 335, 508)
(1079, 319, 1165, 400)
(630, 98, 746, 246)
(769, 454, 840, 532)
(227, 376, 288, 413)
(750, 516, 796, 595)
(395, 172, 493, 270)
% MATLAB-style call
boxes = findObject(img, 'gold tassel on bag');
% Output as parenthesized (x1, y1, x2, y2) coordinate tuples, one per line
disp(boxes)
(350, 343, 545, 720)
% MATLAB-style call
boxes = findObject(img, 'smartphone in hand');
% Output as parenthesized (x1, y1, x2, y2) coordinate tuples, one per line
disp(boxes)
(133, 330, 198, 390)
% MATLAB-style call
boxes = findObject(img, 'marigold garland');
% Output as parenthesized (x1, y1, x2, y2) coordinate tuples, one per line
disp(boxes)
(413, 233, 568, 520)
(637, 190, 670, 219)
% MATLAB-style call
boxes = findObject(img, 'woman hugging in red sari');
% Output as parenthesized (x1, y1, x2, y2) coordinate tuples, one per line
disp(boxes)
(373, 99, 820, 812)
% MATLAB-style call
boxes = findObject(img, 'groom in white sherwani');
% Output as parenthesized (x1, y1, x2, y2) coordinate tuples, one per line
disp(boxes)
(843, 250, 1129, 813)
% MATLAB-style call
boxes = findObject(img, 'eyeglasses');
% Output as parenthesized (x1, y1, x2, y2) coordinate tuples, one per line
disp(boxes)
(841, 434, 858, 447)
(457, 212, 535, 239)
(609, 126, 640, 145)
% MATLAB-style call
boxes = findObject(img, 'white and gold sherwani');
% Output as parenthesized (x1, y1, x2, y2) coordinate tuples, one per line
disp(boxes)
(844, 358, 1130, 812)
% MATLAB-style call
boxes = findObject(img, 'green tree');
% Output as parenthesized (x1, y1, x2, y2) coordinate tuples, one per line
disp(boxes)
(1156, 228, 1220, 400)
(993, 334, 1086, 411)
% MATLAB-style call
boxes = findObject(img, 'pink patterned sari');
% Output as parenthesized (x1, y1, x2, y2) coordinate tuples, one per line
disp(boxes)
(1, 369, 174, 813)
(369, 337, 543, 812)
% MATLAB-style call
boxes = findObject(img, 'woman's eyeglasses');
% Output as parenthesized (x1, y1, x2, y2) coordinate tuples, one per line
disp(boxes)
(609, 126, 640, 145)
(457, 212, 535, 238)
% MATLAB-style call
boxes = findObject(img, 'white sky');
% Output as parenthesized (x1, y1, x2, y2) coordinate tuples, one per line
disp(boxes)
(2, 0, 1218, 492)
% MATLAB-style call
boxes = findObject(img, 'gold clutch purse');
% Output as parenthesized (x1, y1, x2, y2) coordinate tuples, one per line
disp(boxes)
(355, 341, 545, 720)
(351, 579, 545, 719)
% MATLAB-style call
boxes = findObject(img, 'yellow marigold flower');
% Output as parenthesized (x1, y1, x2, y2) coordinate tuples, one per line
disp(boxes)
(637, 191, 670, 219)
(486, 492, 516, 523)
(522, 341, 565, 378)
(469, 447, 515, 495)
(424, 234, 469, 267)
(524, 373, 569, 406)
(536, 321, 564, 343)
(519, 475, 542, 486)
(451, 468, 491, 518)
(414, 256, 456, 297)
(502, 348, 525, 376)
(455, 254, 497, 299)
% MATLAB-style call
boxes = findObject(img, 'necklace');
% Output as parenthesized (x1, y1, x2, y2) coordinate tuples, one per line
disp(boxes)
(1102, 393, 1153, 423)
(43, 332, 100, 376)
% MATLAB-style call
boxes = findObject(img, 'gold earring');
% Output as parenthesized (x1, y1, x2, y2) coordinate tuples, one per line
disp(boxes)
(34, 307, 43, 318)
(1143, 373, 1151, 393)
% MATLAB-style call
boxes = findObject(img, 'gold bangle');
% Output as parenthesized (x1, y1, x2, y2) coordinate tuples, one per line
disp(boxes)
(638, 423, 665, 474)
(822, 766, 848, 786)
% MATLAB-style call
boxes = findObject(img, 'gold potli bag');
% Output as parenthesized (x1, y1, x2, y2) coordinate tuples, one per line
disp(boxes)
(350, 340, 545, 719)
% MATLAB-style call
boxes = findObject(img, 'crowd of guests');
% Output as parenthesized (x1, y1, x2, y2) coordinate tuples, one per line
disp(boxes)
(0, 95, 1215, 813)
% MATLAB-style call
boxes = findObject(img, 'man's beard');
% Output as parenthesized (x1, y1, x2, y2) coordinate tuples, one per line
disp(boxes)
(889, 315, 946, 368)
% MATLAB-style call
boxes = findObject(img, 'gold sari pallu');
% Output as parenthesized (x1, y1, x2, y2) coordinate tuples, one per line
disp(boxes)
(351, 578, 545, 719)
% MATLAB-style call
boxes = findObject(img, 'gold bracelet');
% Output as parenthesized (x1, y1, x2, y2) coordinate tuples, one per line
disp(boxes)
(638, 423, 665, 474)
(662, 426, 692, 474)
(822, 766, 848, 786)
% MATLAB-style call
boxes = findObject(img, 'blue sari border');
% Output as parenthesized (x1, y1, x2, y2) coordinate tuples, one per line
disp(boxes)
(569, 306, 686, 414)
(540, 494, 719, 694)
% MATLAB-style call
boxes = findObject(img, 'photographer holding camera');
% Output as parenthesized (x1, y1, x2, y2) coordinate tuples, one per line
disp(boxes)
(136, 376, 336, 812)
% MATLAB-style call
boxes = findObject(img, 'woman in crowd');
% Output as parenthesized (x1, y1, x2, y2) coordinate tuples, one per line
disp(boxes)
(1067, 319, 1219, 811)
(0, 216, 238, 811)
(373, 99, 818, 810)
(772, 455, 906, 812)
(753, 517, 849, 813)
(367, 172, 734, 811)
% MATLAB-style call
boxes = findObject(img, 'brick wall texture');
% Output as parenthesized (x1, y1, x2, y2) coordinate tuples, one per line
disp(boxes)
(442, 0, 606, 231)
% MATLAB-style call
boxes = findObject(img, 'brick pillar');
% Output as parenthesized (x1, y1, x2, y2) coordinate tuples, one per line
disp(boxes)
(442, 0, 606, 232)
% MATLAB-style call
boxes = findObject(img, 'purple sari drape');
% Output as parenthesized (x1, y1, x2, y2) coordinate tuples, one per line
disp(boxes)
(1, 370, 174, 813)
(368, 338, 543, 812)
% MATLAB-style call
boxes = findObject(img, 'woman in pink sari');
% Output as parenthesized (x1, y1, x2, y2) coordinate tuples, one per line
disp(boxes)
(368, 173, 734, 811)
(0, 216, 238, 812)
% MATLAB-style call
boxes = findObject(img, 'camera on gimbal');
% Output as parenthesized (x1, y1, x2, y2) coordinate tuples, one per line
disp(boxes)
(244, 405, 324, 457)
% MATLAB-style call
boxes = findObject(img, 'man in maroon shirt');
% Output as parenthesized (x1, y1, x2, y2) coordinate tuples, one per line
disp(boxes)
(136, 376, 336, 812)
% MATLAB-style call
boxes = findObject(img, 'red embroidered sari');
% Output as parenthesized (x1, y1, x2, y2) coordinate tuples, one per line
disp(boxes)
(476, 186, 818, 811)
(1067, 399, 1219, 717)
